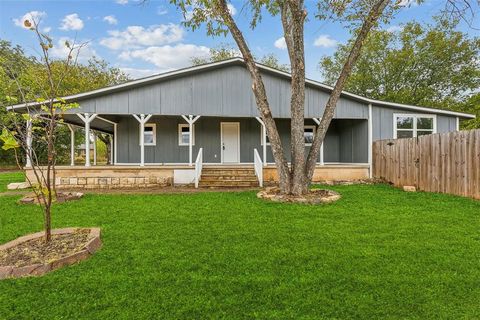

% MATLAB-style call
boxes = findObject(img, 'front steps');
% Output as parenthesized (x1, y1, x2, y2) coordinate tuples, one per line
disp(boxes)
(198, 167, 259, 188)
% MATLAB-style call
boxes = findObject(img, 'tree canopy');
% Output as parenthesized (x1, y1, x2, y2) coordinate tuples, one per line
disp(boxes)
(0, 40, 130, 165)
(191, 43, 290, 72)
(319, 18, 480, 127)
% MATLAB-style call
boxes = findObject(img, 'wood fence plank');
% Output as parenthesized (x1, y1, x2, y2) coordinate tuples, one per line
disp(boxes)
(372, 129, 480, 199)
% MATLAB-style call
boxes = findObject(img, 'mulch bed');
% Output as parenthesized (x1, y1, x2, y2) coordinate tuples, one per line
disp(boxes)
(0, 228, 101, 279)
(0, 229, 90, 268)
(257, 187, 341, 204)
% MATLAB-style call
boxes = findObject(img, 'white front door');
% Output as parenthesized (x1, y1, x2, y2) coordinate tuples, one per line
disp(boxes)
(221, 122, 240, 163)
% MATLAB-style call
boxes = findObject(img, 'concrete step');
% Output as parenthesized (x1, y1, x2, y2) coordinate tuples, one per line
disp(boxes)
(202, 169, 255, 175)
(200, 175, 258, 181)
(198, 181, 259, 188)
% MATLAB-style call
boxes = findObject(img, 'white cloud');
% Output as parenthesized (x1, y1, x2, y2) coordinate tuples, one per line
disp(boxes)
(49, 37, 97, 62)
(386, 25, 404, 33)
(313, 34, 338, 48)
(274, 37, 287, 50)
(116, 0, 128, 4)
(43, 26, 52, 33)
(157, 6, 168, 15)
(227, 3, 237, 16)
(119, 44, 210, 72)
(103, 15, 118, 25)
(397, 0, 418, 7)
(13, 11, 46, 29)
(60, 13, 84, 31)
(120, 67, 160, 79)
(100, 24, 184, 50)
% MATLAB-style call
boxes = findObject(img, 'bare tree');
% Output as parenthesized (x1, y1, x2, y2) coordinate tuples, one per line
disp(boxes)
(1, 19, 83, 243)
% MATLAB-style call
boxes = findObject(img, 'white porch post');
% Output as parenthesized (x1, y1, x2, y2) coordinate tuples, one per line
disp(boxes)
(133, 114, 152, 166)
(181, 115, 200, 166)
(255, 117, 267, 166)
(368, 104, 373, 178)
(67, 124, 75, 166)
(77, 113, 97, 167)
(312, 118, 324, 165)
(113, 123, 118, 165)
(25, 118, 32, 168)
(93, 132, 97, 166)
(109, 134, 114, 165)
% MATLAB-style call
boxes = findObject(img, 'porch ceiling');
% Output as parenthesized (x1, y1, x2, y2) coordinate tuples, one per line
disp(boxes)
(62, 114, 116, 134)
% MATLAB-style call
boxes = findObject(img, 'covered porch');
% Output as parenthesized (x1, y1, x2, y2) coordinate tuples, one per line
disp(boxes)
(25, 112, 372, 189)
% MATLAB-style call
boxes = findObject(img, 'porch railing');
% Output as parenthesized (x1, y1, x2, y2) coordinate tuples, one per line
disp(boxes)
(194, 148, 203, 188)
(253, 148, 263, 187)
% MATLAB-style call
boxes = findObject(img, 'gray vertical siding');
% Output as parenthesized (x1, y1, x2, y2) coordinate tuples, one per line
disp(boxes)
(117, 116, 368, 164)
(70, 65, 370, 119)
(371, 105, 458, 141)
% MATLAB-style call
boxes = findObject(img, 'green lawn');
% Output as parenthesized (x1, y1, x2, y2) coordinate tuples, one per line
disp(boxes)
(0, 171, 26, 192)
(0, 183, 479, 319)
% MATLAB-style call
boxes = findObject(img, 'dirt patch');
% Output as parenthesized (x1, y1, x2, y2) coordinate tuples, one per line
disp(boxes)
(0, 229, 90, 268)
(257, 187, 341, 204)
(0, 228, 101, 279)
(19, 191, 84, 205)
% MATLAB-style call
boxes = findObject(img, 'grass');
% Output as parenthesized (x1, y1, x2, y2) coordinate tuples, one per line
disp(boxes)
(0, 171, 26, 193)
(0, 183, 479, 319)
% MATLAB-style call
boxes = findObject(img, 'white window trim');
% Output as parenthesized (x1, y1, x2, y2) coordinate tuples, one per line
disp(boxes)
(260, 126, 271, 146)
(178, 123, 195, 146)
(139, 123, 156, 146)
(304, 125, 316, 146)
(393, 113, 436, 139)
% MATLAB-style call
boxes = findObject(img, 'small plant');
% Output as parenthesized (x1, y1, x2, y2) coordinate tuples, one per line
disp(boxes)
(1, 18, 82, 243)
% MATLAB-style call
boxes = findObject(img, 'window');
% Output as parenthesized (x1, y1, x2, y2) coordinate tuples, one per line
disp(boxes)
(394, 114, 435, 138)
(304, 126, 316, 145)
(260, 125, 317, 145)
(178, 124, 195, 146)
(260, 126, 271, 146)
(140, 123, 156, 146)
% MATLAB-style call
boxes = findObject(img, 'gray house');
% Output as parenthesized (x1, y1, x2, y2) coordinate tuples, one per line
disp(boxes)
(11, 58, 475, 188)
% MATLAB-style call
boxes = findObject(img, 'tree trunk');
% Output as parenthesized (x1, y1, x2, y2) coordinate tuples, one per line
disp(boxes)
(281, 1, 307, 195)
(219, 0, 292, 193)
(305, 0, 391, 182)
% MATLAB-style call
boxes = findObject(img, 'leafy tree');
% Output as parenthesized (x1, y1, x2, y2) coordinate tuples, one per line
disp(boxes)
(173, 0, 402, 195)
(319, 18, 480, 126)
(0, 40, 130, 165)
(191, 43, 290, 72)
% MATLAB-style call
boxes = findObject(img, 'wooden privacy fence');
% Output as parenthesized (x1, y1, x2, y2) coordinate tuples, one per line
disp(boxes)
(373, 129, 480, 200)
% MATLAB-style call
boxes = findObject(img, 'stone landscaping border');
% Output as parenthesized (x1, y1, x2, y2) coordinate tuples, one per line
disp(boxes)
(257, 187, 341, 204)
(0, 228, 101, 280)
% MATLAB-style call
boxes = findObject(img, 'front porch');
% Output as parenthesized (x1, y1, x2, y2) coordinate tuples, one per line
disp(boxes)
(24, 113, 372, 188)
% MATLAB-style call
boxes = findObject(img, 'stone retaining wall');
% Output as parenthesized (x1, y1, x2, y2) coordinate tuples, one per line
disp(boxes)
(26, 166, 175, 189)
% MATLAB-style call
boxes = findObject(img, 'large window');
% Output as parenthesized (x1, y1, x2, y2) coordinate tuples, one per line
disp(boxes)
(140, 123, 156, 146)
(394, 114, 436, 138)
(178, 124, 195, 146)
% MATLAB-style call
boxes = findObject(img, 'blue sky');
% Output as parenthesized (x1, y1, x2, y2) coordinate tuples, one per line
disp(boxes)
(1, 0, 478, 80)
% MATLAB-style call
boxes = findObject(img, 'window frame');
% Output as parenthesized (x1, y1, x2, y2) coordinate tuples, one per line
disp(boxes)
(178, 124, 195, 146)
(260, 125, 318, 146)
(304, 125, 316, 146)
(393, 113, 436, 139)
(139, 123, 156, 146)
